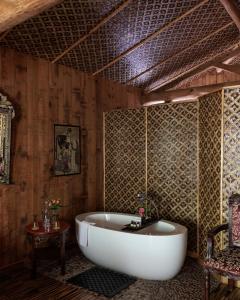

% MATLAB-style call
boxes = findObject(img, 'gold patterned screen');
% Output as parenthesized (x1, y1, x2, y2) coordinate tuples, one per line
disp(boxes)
(198, 92, 222, 258)
(147, 103, 198, 252)
(104, 103, 198, 252)
(222, 87, 240, 226)
(104, 87, 240, 257)
(104, 108, 146, 213)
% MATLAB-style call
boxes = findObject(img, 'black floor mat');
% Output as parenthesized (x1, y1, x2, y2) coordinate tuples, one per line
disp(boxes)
(67, 266, 136, 298)
(0, 273, 11, 282)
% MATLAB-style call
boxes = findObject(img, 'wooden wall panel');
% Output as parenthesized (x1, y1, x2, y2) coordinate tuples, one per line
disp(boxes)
(0, 47, 142, 267)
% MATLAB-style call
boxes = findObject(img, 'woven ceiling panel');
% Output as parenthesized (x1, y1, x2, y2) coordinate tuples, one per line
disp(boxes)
(58, 0, 199, 73)
(134, 24, 239, 89)
(227, 53, 240, 65)
(153, 41, 240, 91)
(0, 0, 121, 61)
(102, 0, 232, 84)
(0, 0, 238, 88)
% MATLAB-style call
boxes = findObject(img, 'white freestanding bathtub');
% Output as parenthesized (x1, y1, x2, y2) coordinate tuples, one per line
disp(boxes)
(75, 212, 187, 280)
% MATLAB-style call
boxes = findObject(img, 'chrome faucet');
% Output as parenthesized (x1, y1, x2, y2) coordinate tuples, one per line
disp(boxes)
(148, 197, 160, 220)
(137, 192, 145, 203)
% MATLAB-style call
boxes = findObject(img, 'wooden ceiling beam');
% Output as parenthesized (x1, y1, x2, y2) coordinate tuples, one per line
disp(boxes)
(213, 62, 240, 75)
(127, 21, 233, 85)
(145, 43, 240, 93)
(92, 0, 209, 76)
(0, 0, 61, 33)
(219, 0, 240, 31)
(143, 80, 240, 104)
(52, 0, 132, 64)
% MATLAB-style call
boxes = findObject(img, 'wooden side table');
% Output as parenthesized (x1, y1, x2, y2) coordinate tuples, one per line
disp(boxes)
(26, 221, 70, 278)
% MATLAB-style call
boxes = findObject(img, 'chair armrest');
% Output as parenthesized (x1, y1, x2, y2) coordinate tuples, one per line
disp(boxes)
(207, 223, 228, 259)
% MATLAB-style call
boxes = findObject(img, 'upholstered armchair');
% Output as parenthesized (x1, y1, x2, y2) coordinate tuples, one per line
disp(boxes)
(203, 193, 240, 300)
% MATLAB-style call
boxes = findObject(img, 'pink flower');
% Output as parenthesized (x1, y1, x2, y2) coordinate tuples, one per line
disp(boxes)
(138, 207, 145, 217)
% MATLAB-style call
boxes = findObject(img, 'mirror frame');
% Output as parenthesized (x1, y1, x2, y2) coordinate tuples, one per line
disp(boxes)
(0, 92, 15, 184)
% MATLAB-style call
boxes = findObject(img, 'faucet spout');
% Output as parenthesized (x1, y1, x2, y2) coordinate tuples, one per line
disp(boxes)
(149, 199, 160, 220)
(137, 192, 160, 220)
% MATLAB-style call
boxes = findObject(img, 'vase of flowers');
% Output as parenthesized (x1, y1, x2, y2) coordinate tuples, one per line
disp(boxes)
(137, 192, 150, 224)
(48, 198, 62, 230)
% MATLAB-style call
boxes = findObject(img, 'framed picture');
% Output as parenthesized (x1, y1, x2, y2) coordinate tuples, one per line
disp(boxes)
(0, 92, 15, 184)
(54, 124, 81, 176)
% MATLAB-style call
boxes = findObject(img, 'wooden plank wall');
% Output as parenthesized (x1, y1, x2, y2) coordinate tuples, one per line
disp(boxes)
(0, 47, 141, 267)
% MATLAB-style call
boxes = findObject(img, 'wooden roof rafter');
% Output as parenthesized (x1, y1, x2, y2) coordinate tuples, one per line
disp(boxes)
(52, 0, 133, 64)
(143, 80, 240, 104)
(145, 43, 240, 93)
(127, 21, 234, 86)
(0, 0, 62, 33)
(213, 62, 240, 75)
(92, 0, 209, 77)
(219, 0, 240, 30)
(0, 0, 237, 89)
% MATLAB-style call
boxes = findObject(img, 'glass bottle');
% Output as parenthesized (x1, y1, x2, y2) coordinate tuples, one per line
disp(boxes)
(42, 201, 50, 231)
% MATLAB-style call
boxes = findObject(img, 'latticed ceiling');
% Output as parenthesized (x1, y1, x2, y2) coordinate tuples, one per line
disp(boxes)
(0, 0, 240, 92)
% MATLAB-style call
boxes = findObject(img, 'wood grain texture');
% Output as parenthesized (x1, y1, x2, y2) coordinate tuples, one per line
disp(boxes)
(0, 0, 61, 33)
(175, 67, 240, 89)
(220, 0, 240, 30)
(0, 263, 106, 300)
(214, 63, 240, 75)
(0, 47, 142, 267)
(144, 80, 240, 103)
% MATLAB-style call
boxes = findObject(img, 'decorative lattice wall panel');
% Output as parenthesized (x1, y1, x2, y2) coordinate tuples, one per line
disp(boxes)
(198, 92, 222, 258)
(147, 103, 198, 253)
(104, 108, 146, 213)
(222, 87, 240, 228)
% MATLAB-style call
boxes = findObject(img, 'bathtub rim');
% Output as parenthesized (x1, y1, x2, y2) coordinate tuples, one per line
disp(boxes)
(75, 211, 187, 237)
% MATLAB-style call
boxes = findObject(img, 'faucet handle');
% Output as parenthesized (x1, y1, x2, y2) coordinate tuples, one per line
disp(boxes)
(137, 192, 145, 200)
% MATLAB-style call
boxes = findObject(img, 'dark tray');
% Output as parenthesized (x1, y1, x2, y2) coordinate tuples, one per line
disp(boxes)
(121, 218, 158, 232)
(122, 224, 142, 232)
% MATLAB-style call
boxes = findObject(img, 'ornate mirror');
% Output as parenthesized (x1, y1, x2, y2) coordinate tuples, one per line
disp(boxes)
(0, 92, 15, 184)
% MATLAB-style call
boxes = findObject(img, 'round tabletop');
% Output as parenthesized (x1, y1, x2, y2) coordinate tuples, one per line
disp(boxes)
(26, 221, 70, 236)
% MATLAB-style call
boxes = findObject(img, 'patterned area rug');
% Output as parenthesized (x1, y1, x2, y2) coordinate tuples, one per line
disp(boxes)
(39, 249, 217, 300)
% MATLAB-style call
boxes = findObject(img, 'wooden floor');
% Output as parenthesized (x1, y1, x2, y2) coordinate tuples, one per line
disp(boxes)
(210, 284, 240, 300)
(1, 263, 240, 300)
(0, 264, 106, 300)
